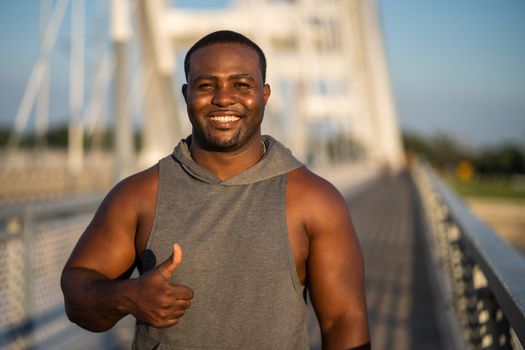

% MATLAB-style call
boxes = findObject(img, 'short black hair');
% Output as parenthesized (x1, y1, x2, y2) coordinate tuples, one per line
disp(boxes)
(184, 30, 267, 83)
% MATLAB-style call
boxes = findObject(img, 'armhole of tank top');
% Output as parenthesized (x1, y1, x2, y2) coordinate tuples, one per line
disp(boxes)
(282, 173, 306, 297)
(144, 157, 165, 252)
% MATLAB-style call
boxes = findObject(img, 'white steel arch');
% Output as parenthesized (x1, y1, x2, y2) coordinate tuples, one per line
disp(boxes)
(132, 0, 404, 170)
(7, 0, 404, 184)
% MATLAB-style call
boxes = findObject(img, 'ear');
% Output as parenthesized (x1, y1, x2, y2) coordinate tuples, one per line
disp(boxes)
(263, 84, 271, 106)
(182, 84, 188, 103)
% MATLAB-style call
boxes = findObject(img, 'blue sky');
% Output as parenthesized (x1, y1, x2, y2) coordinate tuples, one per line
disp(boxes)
(1, 0, 524, 148)
(379, 0, 525, 148)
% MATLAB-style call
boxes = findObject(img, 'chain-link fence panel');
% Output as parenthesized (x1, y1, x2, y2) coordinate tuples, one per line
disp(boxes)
(0, 197, 135, 350)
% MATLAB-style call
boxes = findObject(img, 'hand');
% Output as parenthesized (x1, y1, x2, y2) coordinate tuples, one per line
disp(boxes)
(128, 243, 193, 328)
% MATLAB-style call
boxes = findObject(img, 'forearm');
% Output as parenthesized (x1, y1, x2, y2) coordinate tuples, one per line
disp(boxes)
(61, 267, 135, 332)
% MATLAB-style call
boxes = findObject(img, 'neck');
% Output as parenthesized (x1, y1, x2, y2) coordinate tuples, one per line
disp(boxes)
(190, 136, 266, 181)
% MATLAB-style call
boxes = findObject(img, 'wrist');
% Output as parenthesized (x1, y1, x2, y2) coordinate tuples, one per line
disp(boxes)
(113, 277, 139, 317)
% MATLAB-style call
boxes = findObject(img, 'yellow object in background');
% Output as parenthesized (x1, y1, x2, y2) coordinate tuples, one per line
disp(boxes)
(457, 160, 474, 182)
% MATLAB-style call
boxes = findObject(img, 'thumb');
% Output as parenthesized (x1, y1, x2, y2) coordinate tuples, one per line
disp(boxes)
(158, 243, 183, 279)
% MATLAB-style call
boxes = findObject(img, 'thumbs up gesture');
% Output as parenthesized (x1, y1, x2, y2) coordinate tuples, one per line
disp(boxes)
(158, 243, 183, 279)
(128, 243, 193, 328)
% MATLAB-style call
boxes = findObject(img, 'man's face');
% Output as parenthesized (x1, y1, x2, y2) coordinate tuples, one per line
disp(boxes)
(182, 43, 270, 152)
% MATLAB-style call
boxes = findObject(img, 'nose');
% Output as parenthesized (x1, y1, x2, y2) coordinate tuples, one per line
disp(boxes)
(211, 86, 236, 107)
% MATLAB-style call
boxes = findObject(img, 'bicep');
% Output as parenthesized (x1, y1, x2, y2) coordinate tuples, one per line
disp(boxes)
(306, 189, 367, 328)
(65, 186, 138, 280)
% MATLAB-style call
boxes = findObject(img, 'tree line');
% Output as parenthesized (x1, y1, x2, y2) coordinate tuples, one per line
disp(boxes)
(2, 125, 524, 178)
(0, 125, 142, 151)
(403, 132, 525, 177)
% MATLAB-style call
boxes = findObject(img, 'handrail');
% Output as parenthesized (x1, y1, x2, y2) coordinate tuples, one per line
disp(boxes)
(0, 193, 104, 222)
(413, 161, 525, 349)
(1, 193, 104, 245)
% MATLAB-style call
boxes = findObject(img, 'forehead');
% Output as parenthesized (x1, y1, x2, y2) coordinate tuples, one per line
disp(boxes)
(188, 43, 261, 80)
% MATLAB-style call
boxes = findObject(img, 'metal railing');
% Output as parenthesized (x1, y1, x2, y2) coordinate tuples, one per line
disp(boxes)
(2, 162, 524, 349)
(0, 195, 134, 350)
(412, 162, 525, 350)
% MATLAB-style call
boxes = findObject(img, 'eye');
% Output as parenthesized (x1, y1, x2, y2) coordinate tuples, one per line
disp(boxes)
(196, 82, 214, 90)
(233, 82, 251, 88)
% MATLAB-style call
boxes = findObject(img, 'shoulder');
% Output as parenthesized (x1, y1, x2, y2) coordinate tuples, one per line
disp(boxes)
(287, 166, 346, 205)
(111, 165, 157, 198)
(287, 166, 350, 235)
(99, 164, 159, 216)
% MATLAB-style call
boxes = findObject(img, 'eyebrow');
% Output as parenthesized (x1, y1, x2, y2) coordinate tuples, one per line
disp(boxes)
(191, 74, 256, 83)
(228, 74, 255, 81)
(191, 75, 217, 83)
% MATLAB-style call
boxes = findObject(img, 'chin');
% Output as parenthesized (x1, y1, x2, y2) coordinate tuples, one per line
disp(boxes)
(206, 131, 243, 148)
(200, 135, 240, 151)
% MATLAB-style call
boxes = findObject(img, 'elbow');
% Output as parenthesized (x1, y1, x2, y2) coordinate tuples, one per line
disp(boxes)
(78, 322, 115, 333)
(64, 302, 115, 333)
(320, 312, 370, 349)
(61, 270, 116, 333)
(320, 310, 367, 332)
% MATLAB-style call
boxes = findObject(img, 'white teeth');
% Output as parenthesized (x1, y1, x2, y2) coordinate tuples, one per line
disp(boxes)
(210, 116, 240, 122)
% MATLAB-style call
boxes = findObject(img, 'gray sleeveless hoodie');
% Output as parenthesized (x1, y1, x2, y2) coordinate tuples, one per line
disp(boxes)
(133, 135, 309, 349)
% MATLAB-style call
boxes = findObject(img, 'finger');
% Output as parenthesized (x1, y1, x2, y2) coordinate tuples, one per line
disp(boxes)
(172, 285, 194, 300)
(159, 299, 191, 310)
(173, 299, 191, 310)
(158, 243, 183, 279)
(166, 318, 179, 327)
(163, 308, 187, 319)
(155, 318, 178, 329)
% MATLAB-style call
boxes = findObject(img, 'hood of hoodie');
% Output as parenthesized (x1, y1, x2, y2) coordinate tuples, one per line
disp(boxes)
(172, 135, 303, 186)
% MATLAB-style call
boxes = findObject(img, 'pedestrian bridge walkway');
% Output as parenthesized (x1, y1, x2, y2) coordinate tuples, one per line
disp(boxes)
(354, 173, 436, 347)
(309, 171, 442, 349)
(0, 163, 524, 349)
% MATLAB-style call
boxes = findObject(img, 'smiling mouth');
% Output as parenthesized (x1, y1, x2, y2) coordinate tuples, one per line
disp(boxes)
(209, 115, 241, 123)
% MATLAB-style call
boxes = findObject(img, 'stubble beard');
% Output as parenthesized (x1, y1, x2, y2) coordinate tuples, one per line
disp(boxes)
(193, 123, 261, 153)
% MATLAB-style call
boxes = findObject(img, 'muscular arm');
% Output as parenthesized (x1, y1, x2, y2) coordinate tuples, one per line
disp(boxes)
(61, 166, 192, 332)
(289, 168, 370, 349)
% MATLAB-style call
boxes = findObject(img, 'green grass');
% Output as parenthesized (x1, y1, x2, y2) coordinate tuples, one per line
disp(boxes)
(444, 176, 525, 203)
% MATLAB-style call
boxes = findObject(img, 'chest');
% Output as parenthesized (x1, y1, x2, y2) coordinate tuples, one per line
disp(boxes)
(149, 176, 300, 270)
(136, 170, 308, 284)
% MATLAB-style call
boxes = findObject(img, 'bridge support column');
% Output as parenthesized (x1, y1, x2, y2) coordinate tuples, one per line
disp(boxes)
(111, 0, 134, 180)
(137, 0, 182, 168)
(68, 0, 85, 173)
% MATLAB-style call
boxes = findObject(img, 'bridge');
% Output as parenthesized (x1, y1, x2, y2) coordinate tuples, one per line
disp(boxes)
(1, 1, 524, 349)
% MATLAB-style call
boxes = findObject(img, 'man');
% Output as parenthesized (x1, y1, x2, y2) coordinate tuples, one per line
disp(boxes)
(61, 30, 370, 349)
